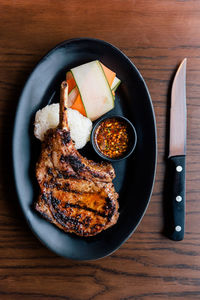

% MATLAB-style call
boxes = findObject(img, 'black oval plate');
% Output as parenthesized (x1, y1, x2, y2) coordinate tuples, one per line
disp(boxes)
(13, 38, 157, 260)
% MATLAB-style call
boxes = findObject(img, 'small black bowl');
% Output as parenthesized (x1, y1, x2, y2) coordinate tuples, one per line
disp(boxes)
(91, 115, 137, 162)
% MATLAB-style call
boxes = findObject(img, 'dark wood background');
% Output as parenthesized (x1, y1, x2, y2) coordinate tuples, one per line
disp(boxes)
(0, 1, 200, 299)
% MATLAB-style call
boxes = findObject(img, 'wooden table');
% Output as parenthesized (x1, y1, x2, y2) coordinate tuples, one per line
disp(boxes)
(0, 1, 200, 299)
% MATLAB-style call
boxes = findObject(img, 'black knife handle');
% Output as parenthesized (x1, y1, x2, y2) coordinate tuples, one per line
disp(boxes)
(167, 155, 186, 241)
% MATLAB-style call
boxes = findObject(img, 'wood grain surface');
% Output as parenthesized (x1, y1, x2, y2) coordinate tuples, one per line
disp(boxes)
(0, 1, 200, 299)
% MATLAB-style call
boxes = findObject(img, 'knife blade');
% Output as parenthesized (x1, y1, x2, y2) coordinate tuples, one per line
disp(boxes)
(168, 58, 187, 241)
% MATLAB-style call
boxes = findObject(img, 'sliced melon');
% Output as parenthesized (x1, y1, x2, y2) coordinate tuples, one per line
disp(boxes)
(71, 60, 114, 121)
(111, 76, 121, 92)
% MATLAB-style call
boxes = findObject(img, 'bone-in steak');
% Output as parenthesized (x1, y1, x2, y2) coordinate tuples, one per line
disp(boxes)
(35, 81, 119, 236)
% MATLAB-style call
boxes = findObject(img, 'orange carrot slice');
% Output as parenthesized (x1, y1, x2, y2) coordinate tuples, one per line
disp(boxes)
(71, 93, 86, 117)
(68, 87, 79, 107)
(66, 72, 76, 93)
(67, 78, 76, 93)
(100, 63, 116, 87)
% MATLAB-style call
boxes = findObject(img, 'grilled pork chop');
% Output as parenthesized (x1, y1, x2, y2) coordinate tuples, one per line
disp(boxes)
(35, 81, 119, 236)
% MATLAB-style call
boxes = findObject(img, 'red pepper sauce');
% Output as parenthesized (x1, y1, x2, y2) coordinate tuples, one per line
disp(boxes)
(94, 118, 129, 158)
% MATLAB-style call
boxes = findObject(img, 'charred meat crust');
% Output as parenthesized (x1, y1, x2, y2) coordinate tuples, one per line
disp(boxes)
(35, 126, 119, 237)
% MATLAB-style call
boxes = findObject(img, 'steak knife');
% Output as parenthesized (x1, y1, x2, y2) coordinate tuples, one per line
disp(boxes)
(168, 58, 187, 241)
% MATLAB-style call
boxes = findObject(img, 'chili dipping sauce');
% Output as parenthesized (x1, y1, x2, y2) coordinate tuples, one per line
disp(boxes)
(94, 118, 130, 159)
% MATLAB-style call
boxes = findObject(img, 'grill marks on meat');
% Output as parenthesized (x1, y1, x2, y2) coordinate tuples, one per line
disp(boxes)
(35, 81, 119, 236)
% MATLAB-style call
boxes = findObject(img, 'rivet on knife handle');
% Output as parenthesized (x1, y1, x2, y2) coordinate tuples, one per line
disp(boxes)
(168, 155, 186, 241)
